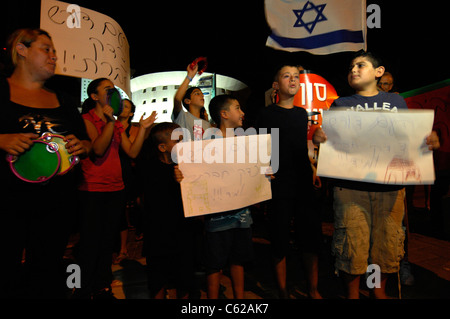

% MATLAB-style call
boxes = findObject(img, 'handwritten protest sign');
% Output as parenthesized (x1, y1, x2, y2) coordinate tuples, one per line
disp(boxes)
(40, 0, 130, 96)
(317, 109, 435, 184)
(175, 134, 272, 217)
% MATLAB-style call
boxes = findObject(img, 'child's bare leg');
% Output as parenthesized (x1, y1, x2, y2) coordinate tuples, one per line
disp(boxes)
(341, 272, 360, 299)
(230, 264, 244, 299)
(274, 257, 288, 298)
(371, 273, 388, 299)
(207, 271, 221, 299)
(302, 252, 322, 299)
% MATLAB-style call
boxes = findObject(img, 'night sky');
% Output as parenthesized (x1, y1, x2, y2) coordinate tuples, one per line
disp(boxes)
(2, 0, 449, 114)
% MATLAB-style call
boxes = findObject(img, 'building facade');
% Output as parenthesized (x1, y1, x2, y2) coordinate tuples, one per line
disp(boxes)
(130, 71, 248, 123)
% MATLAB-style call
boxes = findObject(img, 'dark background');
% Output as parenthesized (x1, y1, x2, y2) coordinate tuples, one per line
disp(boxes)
(2, 0, 449, 117)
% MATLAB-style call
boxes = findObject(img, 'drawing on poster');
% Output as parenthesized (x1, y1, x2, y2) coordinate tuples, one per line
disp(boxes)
(316, 109, 435, 185)
(384, 157, 421, 184)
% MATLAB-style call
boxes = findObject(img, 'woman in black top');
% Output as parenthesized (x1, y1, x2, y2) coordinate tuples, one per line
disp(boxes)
(0, 28, 91, 298)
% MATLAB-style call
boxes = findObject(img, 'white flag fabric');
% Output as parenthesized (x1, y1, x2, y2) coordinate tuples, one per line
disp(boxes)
(265, 0, 367, 55)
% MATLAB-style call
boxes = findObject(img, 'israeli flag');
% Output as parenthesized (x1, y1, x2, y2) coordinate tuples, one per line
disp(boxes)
(265, 0, 367, 54)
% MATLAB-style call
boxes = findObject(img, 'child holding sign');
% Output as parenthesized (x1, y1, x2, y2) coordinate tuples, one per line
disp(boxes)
(204, 95, 254, 299)
(313, 51, 440, 299)
(175, 95, 254, 299)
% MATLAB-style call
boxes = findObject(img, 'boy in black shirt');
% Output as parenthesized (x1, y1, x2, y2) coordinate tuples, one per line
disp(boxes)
(257, 65, 322, 299)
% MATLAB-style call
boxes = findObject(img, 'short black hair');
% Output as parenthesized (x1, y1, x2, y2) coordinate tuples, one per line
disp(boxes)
(273, 64, 303, 82)
(150, 122, 180, 149)
(208, 94, 237, 126)
(352, 50, 383, 68)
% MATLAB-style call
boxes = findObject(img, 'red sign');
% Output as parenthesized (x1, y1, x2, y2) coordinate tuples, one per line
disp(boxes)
(293, 72, 339, 140)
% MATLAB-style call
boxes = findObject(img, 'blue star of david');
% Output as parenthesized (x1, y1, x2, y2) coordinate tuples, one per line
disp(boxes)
(293, 1, 327, 34)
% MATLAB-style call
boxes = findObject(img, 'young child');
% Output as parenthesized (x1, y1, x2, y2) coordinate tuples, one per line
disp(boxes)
(138, 122, 196, 299)
(76, 78, 156, 299)
(313, 50, 440, 299)
(171, 61, 212, 290)
(205, 95, 254, 299)
(172, 61, 211, 141)
(175, 94, 254, 299)
(257, 65, 323, 299)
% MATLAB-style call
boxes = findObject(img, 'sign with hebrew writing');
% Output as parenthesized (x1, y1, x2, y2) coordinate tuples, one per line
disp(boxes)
(175, 134, 272, 217)
(317, 109, 436, 185)
(40, 0, 130, 96)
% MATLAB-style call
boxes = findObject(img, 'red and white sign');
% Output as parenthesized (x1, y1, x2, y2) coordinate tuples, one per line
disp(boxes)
(294, 71, 338, 140)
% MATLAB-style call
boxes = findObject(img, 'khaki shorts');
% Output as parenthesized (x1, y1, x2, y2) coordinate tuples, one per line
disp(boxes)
(332, 187, 405, 275)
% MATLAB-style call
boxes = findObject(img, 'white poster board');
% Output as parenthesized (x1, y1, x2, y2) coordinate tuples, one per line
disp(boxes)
(317, 109, 435, 184)
(40, 0, 131, 96)
(175, 134, 272, 217)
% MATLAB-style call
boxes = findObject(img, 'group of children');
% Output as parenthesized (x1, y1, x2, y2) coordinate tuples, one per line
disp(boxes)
(0, 27, 440, 299)
(157, 52, 439, 300)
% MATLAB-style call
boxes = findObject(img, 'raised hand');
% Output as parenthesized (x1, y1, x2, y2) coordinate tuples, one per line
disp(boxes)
(139, 111, 158, 129)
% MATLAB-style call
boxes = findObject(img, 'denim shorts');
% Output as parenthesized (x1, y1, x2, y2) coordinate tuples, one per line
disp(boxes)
(332, 187, 405, 275)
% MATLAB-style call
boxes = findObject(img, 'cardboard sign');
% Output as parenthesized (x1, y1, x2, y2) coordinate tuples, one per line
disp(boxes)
(175, 134, 272, 217)
(40, 0, 131, 96)
(317, 110, 436, 185)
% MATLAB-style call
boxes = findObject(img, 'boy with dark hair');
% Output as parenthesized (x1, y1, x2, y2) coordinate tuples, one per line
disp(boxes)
(175, 94, 253, 299)
(257, 65, 323, 299)
(172, 62, 211, 141)
(351, 50, 383, 68)
(313, 51, 440, 299)
(208, 94, 237, 126)
(137, 122, 196, 299)
(205, 95, 253, 299)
